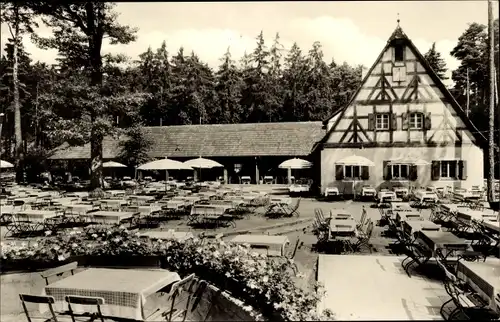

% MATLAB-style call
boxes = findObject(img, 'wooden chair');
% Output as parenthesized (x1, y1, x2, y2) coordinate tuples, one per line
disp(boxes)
(19, 294, 59, 322)
(65, 295, 105, 322)
(162, 273, 197, 322)
(40, 261, 78, 285)
(357, 207, 367, 229)
(436, 260, 498, 321)
(352, 221, 374, 253)
(400, 242, 432, 277)
(284, 198, 301, 217)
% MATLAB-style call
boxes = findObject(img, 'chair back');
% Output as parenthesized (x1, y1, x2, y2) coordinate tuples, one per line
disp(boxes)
(65, 295, 105, 322)
(19, 294, 58, 322)
(169, 273, 196, 298)
(292, 198, 301, 212)
(288, 237, 301, 260)
(359, 210, 367, 226)
(314, 208, 325, 222)
(40, 261, 78, 285)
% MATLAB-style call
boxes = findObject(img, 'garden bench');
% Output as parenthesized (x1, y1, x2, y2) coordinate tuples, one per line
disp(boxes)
(40, 261, 78, 285)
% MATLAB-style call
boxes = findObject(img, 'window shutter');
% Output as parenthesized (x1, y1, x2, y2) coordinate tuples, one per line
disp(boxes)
(459, 160, 467, 180)
(361, 166, 369, 180)
(383, 161, 392, 180)
(424, 112, 432, 130)
(335, 165, 344, 181)
(391, 113, 397, 130)
(431, 161, 440, 181)
(402, 112, 408, 130)
(368, 114, 375, 131)
(409, 165, 418, 181)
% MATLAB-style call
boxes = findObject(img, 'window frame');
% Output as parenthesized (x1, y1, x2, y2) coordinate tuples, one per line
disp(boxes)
(343, 165, 361, 180)
(408, 112, 424, 130)
(390, 164, 410, 180)
(375, 113, 390, 130)
(440, 161, 459, 179)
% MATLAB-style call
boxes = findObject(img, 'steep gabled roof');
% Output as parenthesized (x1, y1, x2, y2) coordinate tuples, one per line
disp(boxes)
(320, 25, 487, 146)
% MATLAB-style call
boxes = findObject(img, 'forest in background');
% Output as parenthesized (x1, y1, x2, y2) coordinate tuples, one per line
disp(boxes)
(0, 3, 498, 187)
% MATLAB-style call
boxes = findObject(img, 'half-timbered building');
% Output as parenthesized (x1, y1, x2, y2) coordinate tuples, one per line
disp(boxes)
(317, 25, 486, 195)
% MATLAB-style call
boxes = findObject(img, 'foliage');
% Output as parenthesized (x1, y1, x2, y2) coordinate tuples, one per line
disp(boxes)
(117, 124, 153, 168)
(423, 42, 448, 80)
(0, 226, 335, 321)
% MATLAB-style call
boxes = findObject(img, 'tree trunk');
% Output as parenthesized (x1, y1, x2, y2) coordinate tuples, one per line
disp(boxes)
(87, 2, 104, 190)
(12, 8, 23, 183)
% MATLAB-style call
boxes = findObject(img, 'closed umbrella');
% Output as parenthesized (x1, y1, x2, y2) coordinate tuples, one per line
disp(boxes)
(138, 157, 193, 189)
(279, 158, 313, 184)
(0, 160, 14, 169)
(184, 157, 223, 182)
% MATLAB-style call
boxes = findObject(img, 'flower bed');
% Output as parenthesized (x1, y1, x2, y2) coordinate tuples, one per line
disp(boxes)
(0, 227, 334, 321)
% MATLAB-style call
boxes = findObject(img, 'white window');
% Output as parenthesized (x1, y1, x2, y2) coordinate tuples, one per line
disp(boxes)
(376, 114, 390, 130)
(440, 161, 458, 178)
(344, 165, 361, 179)
(409, 112, 423, 129)
(391, 164, 409, 179)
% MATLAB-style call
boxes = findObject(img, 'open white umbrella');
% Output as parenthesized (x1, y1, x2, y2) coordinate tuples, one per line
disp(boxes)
(0, 160, 14, 169)
(103, 161, 127, 168)
(184, 157, 223, 182)
(184, 157, 223, 169)
(138, 157, 193, 187)
(279, 158, 313, 185)
(278, 158, 312, 169)
(336, 155, 375, 167)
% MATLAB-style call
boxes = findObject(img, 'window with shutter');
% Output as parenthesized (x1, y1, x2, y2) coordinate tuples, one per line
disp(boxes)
(424, 112, 432, 130)
(458, 160, 467, 180)
(409, 165, 418, 181)
(368, 113, 375, 131)
(335, 165, 344, 181)
(431, 161, 440, 181)
(383, 161, 392, 180)
(408, 112, 424, 129)
(391, 113, 397, 130)
(361, 166, 369, 180)
(401, 112, 408, 130)
(376, 113, 390, 130)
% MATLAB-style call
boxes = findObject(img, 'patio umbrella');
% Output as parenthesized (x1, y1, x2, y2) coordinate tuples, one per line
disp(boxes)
(279, 158, 313, 184)
(184, 157, 223, 182)
(138, 157, 193, 188)
(102, 161, 127, 168)
(335, 155, 375, 199)
(0, 160, 14, 169)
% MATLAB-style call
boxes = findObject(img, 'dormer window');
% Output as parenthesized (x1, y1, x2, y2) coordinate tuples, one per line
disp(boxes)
(394, 44, 404, 62)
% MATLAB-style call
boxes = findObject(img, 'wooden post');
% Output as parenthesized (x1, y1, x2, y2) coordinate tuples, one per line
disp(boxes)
(223, 168, 228, 184)
(287, 168, 292, 185)
(255, 157, 260, 184)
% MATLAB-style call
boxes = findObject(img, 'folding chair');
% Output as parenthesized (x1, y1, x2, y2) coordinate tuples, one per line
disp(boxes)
(357, 207, 367, 229)
(65, 295, 105, 322)
(40, 261, 78, 285)
(284, 198, 301, 217)
(400, 242, 432, 277)
(162, 274, 197, 322)
(19, 294, 59, 322)
(352, 221, 374, 253)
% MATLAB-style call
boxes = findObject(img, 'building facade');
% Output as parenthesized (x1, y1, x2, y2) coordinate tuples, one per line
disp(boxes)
(317, 25, 486, 194)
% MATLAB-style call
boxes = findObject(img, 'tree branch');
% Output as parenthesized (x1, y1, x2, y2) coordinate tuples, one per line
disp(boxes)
(62, 4, 88, 33)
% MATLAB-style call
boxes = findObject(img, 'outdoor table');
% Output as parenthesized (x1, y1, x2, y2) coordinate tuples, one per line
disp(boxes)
(241, 176, 251, 184)
(50, 197, 80, 206)
(163, 200, 187, 210)
(324, 187, 340, 196)
(440, 204, 461, 213)
(402, 220, 441, 235)
(360, 186, 376, 197)
(191, 204, 231, 215)
(65, 204, 99, 215)
(456, 259, 500, 313)
(269, 197, 292, 206)
(15, 210, 61, 222)
(42, 268, 180, 321)
(482, 220, 500, 233)
(289, 184, 310, 193)
(378, 191, 396, 202)
(453, 190, 482, 201)
(1, 205, 17, 215)
(139, 230, 194, 241)
(129, 195, 156, 203)
(13, 197, 37, 204)
(99, 199, 128, 208)
(414, 190, 439, 202)
(107, 190, 126, 197)
(329, 217, 357, 239)
(415, 230, 469, 258)
(136, 205, 162, 214)
(89, 211, 137, 225)
(396, 212, 424, 222)
(390, 201, 412, 210)
(230, 234, 290, 256)
(175, 196, 201, 204)
(456, 209, 496, 222)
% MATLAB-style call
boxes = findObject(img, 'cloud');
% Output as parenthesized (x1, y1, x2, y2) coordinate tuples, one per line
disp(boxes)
(1, 16, 459, 85)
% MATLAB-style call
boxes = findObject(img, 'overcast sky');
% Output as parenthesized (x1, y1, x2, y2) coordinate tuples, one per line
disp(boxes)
(1, 1, 498, 86)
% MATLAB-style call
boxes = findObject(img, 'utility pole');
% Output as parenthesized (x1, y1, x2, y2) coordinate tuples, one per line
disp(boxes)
(487, 0, 496, 203)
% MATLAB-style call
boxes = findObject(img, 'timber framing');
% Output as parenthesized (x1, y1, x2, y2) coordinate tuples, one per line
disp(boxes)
(318, 25, 488, 149)
(321, 142, 470, 149)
